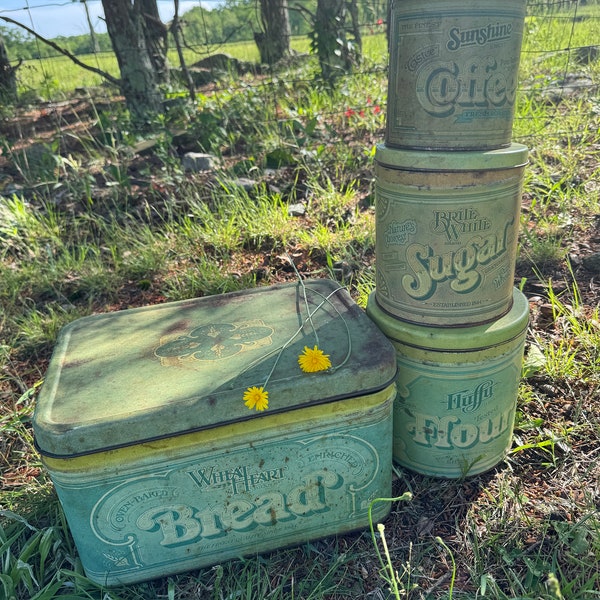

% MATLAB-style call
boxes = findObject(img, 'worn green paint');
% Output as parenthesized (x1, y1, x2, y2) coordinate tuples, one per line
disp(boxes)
(375, 143, 528, 326)
(386, 0, 527, 150)
(34, 280, 397, 585)
(367, 288, 529, 478)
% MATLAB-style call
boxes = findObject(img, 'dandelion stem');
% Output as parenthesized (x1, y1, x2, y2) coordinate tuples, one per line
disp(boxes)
(286, 253, 320, 347)
(307, 287, 353, 372)
(260, 288, 344, 386)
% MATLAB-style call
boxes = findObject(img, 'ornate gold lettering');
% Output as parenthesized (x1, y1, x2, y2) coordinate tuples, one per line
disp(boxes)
(401, 222, 512, 299)
(134, 469, 342, 548)
(406, 408, 513, 450)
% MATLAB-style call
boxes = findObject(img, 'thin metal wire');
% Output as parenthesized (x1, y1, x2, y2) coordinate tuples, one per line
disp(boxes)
(1, 1, 596, 146)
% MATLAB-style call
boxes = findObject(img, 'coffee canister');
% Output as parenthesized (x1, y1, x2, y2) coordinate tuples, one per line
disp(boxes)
(375, 143, 528, 327)
(367, 288, 529, 478)
(386, 0, 527, 150)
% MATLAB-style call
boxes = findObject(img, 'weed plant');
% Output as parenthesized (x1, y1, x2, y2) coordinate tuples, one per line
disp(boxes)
(2, 8, 600, 600)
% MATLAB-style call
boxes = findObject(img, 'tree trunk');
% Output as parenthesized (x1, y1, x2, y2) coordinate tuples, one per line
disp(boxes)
(0, 36, 18, 104)
(254, 0, 291, 65)
(139, 0, 169, 84)
(313, 0, 348, 82)
(347, 0, 362, 62)
(100, 0, 164, 122)
(310, 0, 362, 83)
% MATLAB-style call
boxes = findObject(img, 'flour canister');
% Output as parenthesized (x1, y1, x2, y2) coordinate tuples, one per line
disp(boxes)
(33, 280, 397, 586)
(386, 0, 527, 150)
(367, 288, 529, 478)
(375, 143, 528, 327)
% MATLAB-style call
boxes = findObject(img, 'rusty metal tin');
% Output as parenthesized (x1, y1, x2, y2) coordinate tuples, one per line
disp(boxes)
(385, 0, 527, 150)
(366, 288, 529, 478)
(375, 143, 528, 327)
(34, 280, 397, 585)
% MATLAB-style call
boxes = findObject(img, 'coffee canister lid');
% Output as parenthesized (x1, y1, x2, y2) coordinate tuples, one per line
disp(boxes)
(367, 288, 529, 351)
(375, 143, 529, 172)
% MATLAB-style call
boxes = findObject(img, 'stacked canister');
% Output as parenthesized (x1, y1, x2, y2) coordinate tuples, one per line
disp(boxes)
(367, 0, 530, 477)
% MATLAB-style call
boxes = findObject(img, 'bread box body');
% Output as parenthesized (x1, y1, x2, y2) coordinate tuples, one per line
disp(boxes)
(34, 280, 397, 586)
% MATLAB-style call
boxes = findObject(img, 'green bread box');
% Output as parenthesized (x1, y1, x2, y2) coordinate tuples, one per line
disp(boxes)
(33, 280, 397, 586)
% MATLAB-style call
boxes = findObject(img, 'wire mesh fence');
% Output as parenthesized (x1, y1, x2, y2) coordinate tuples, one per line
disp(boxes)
(0, 0, 598, 148)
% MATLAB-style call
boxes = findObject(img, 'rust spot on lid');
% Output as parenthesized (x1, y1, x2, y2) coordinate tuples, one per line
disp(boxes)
(62, 358, 93, 368)
(162, 321, 191, 336)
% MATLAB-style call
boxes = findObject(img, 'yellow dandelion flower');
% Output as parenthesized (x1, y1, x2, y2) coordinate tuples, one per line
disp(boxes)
(243, 386, 269, 411)
(298, 345, 332, 373)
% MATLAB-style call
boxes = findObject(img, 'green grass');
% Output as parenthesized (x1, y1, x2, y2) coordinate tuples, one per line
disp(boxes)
(17, 35, 313, 99)
(2, 7, 600, 600)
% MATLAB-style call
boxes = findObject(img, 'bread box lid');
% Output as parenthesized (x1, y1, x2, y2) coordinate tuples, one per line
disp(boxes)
(34, 280, 397, 458)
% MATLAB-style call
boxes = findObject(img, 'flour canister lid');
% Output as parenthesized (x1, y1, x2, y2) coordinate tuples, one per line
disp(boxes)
(34, 280, 397, 457)
(375, 143, 529, 172)
(368, 288, 529, 351)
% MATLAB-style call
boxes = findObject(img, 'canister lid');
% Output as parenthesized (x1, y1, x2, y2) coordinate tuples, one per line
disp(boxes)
(375, 143, 529, 172)
(33, 280, 397, 457)
(367, 288, 529, 351)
